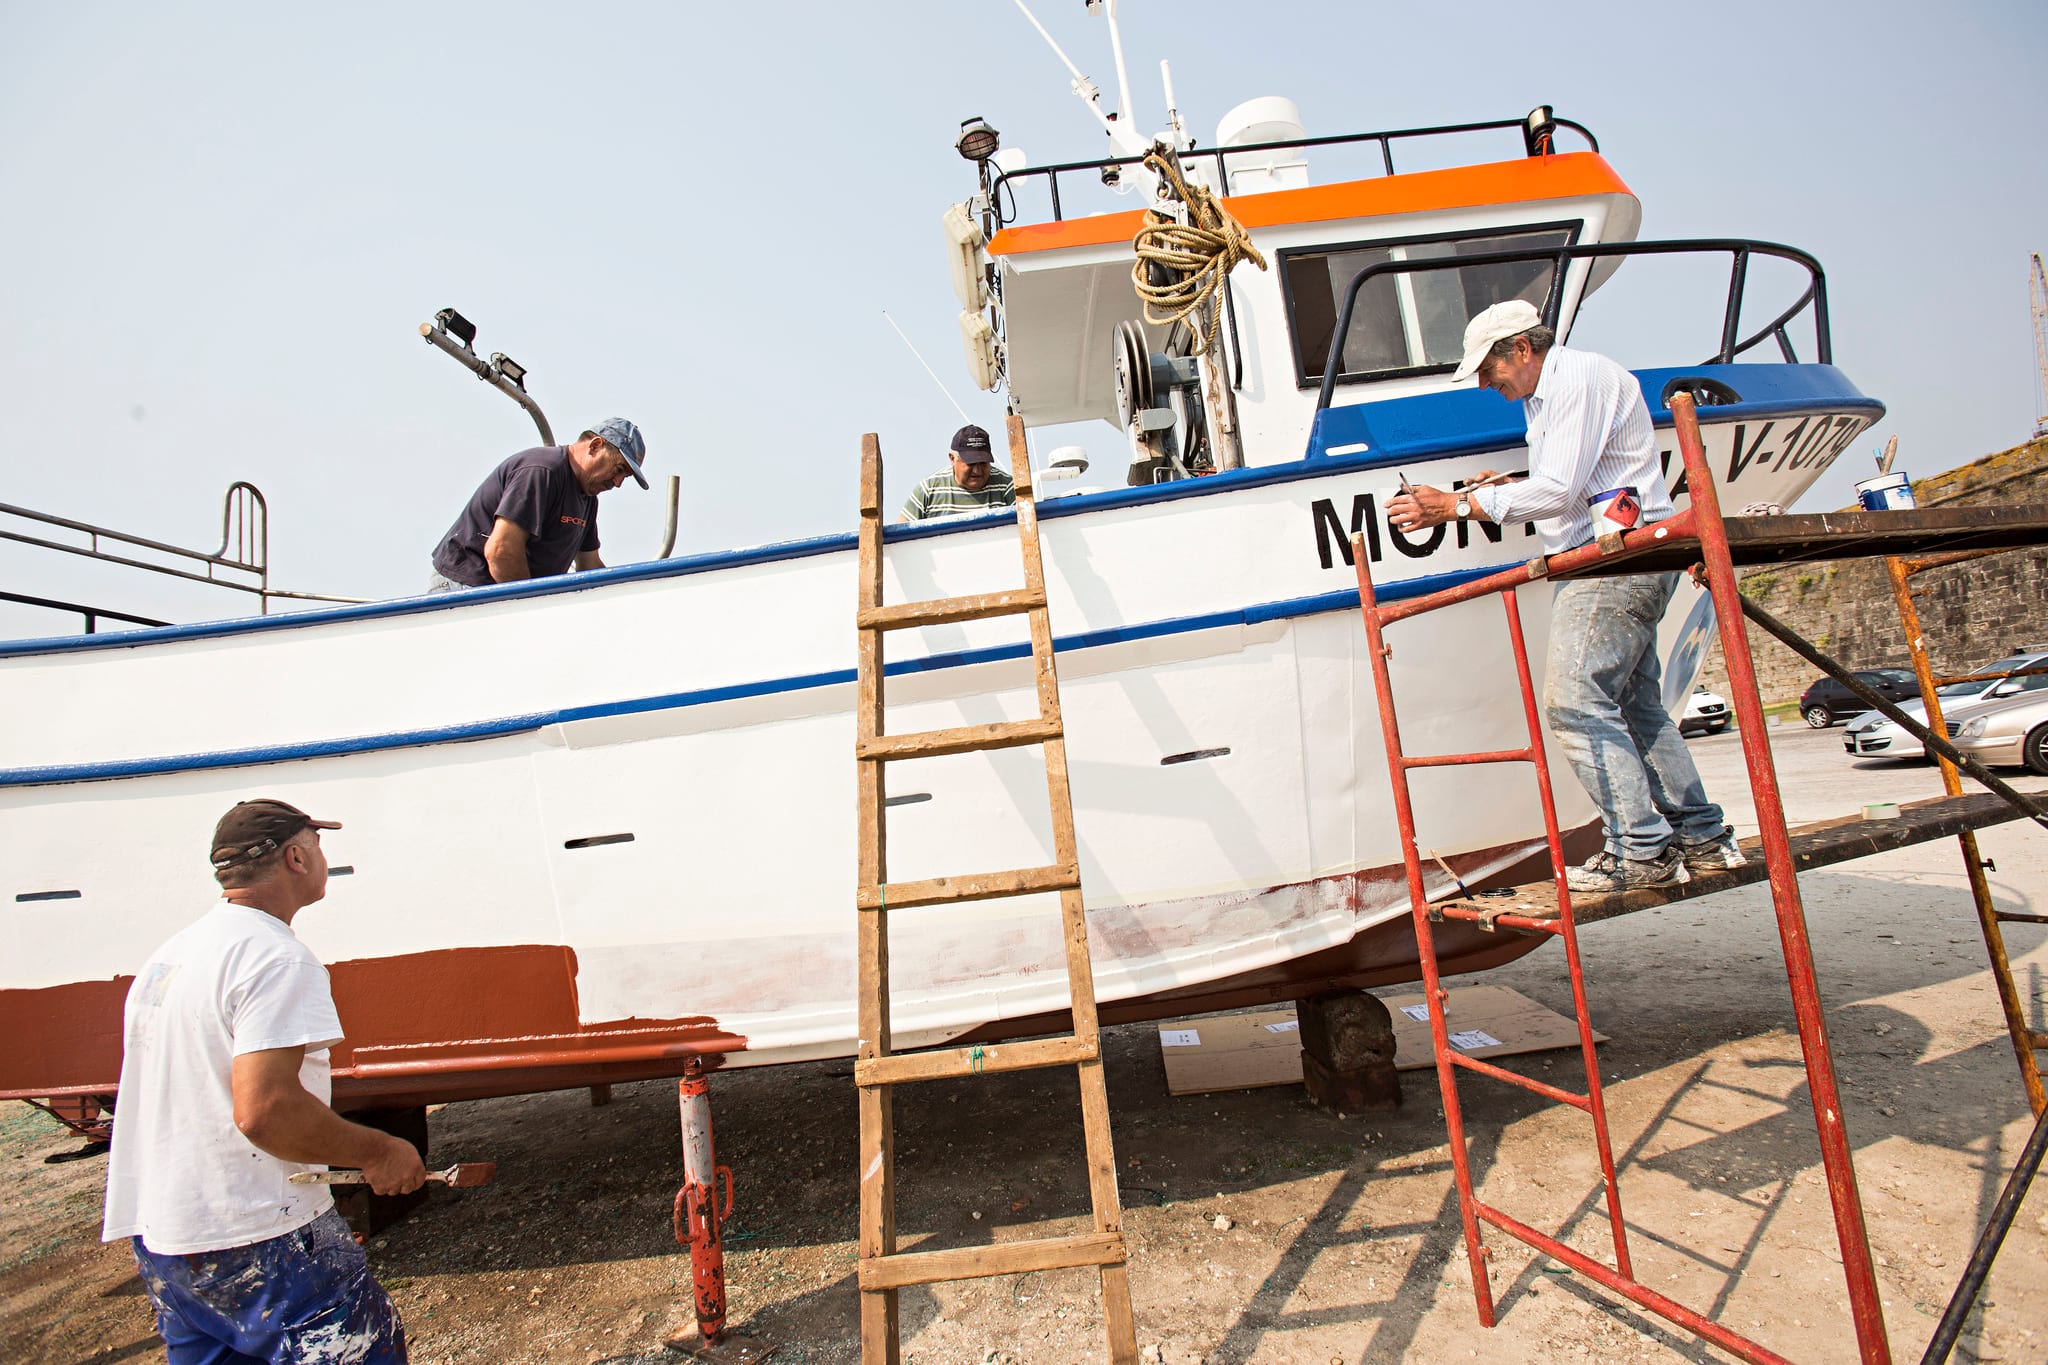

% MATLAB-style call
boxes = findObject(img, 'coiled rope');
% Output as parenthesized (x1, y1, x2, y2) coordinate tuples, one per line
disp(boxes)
(1130, 149, 1269, 356)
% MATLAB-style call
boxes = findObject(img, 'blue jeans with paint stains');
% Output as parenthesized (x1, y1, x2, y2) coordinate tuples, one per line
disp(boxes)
(132, 1210, 407, 1365)
(1545, 572, 1725, 860)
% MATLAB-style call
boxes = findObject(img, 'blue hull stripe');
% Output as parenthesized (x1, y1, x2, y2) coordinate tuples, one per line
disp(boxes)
(0, 567, 1499, 788)
(0, 364, 1879, 660)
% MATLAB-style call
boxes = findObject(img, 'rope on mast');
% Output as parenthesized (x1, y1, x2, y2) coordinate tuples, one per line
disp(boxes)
(1129, 149, 1268, 356)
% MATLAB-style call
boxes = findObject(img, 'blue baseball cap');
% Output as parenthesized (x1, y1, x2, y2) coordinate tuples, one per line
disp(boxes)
(590, 417, 649, 489)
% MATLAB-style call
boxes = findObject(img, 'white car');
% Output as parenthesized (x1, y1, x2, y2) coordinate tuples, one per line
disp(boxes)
(1843, 647, 2048, 760)
(1950, 691, 2048, 773)
(1680, 686, 1730, 736)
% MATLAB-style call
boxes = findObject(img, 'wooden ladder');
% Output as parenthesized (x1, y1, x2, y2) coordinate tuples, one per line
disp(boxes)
(853, 416, 1138, 1364)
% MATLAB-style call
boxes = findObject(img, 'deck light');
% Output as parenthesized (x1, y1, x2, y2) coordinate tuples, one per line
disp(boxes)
(1522, 105, 1557, 157)
(490, 353, 527, 390)
(434, 307, 477, 351)
(955, 116, 1001, 163)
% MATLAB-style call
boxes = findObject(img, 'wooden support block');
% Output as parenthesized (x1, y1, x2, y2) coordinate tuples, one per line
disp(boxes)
(857, 717, 1062, 762)
(854, 1035, 1096, 1087)
(859, 862, 1079, 910)
(859, 1232, 1125, 1291)
(858, 587, 1045, 631)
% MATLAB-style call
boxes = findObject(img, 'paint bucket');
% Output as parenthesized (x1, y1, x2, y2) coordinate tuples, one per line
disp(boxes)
(1861, 801, 1900, 821)
(1855, 471, 1915, 511)
(1586, 486, 1641, 535)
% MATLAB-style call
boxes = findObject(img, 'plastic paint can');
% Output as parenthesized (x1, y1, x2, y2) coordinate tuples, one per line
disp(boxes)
(1855, 471, 1915, 511)
(1586, 486, 1641, 535)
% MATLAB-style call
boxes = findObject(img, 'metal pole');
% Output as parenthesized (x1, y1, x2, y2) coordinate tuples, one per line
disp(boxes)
(1672, 392, 1892, 1364)
(674, 1058, 732, 1348)
(1919, 1103, 2048, 1365)
(1884, 557, 2045, 1115)
(418, 320, 554, 446)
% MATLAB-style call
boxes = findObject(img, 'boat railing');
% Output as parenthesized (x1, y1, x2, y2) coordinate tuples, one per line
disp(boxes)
(989, 113, 1599, 228)
(0, 482, 366, 627)
(1312, 238, 1830, 411)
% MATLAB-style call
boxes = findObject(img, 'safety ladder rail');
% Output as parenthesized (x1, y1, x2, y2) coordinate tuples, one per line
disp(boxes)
(1350, 392, 1890, 1365)
(853, 417, 1138, 1364)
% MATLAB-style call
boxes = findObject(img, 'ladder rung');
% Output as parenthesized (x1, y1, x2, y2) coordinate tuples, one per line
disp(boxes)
(1430, 903, 1565, 936)
(860, 862, 1080, 910)
(1995, 910, 2048, 926)
(2028, 1030, 2048, 1051)
(859, 587, 1046, 631)
(856, 1035, 1097, 1087)
(1403, 747, 1534, 770)
(1448, 1049, 1593, 1110)
(858, 717, 1062, 762)
(859, 1231, 1125, 1291)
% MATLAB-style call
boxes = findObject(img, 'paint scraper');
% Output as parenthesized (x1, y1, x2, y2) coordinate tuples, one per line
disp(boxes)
(290, 1161, 496, 1188)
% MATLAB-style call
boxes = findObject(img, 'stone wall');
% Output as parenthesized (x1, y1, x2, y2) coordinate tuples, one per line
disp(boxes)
(1695, 436, 2048, 704)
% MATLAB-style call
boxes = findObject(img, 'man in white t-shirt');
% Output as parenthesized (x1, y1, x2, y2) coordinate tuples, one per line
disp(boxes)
(103, 799, 427, 1364)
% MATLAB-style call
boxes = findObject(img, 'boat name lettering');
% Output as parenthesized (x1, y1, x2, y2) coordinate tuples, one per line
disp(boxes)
(1310, 489, 1531, 572)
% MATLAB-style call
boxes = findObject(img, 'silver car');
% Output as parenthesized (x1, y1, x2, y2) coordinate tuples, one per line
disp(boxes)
(1842, 647, 2048, 760)
(1949, 690, 2048, 773)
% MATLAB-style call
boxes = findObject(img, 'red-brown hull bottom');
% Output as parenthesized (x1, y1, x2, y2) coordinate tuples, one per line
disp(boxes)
(2, 832, 1585, 1111)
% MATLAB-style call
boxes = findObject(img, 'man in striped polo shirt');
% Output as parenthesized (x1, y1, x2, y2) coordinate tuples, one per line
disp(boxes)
(900, 423, 1017, 521)
(1388, 300, 1743, 895)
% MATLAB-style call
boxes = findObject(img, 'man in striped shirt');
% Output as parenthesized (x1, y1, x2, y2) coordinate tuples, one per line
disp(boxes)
(900, 423, 1017, 521)
(1388, 301, 1743, 895)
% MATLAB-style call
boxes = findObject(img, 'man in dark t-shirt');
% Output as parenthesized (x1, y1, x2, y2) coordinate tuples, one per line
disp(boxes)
(429, 417, 649, 591)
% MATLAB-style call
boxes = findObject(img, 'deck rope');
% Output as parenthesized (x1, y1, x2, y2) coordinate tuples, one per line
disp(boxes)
(1130, 150, 1269, 356)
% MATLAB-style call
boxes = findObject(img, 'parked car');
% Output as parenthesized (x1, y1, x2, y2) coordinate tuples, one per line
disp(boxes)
(1798, 668, 1920, 728)
(1843, 646, 2048, 760)
(1949, 690, 2048, 774)
(1680, 686, 1730, 736)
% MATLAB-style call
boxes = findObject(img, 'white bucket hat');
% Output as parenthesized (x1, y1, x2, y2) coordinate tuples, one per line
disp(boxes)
(1451, 299, 1544, 382)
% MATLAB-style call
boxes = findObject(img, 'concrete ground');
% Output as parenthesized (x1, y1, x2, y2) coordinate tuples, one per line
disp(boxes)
(4, 722, 2045, 1364)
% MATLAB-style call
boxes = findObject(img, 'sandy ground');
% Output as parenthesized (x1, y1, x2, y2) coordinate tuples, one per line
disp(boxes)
(5, 723, 2046, 1364)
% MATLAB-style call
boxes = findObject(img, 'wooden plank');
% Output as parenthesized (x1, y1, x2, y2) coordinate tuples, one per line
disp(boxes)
(859, 862, 1079, 910)
(858, 587, 1044, 631)
(1457, 791, 2045, 930)
(1547, 505, 2048, 578)
(854, 1034, 1095, 1087)
(853, 432, 900, 1364)
(858, 1232, 1125, 1291)
(857, 716, 1062, 762)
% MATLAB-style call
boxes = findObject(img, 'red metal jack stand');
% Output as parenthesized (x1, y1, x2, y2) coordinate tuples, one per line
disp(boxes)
(666, 1057, 776, 1363)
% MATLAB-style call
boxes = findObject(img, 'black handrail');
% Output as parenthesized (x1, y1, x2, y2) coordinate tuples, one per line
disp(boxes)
(1312, 238, 1830, 412)
(989, 115, 1598, 228)
(0, 590, 168, 636)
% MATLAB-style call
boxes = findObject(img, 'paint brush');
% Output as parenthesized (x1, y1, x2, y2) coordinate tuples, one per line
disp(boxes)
(290, 1161, 496, 1189)
(1427, 848, 1471, 898)
(1877, 434, 1899, 476)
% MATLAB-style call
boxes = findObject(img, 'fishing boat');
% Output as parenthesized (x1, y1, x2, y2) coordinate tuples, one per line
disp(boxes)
(0, 18, 1880, 1120)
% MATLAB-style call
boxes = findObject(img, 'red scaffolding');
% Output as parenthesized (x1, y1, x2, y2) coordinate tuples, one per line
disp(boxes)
(1349, 392, 2048, 1364)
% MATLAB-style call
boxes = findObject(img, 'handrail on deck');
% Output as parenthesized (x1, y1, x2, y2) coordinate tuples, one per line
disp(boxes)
(1312, 238, 1830, 411)
(988, 113, 1597, 228)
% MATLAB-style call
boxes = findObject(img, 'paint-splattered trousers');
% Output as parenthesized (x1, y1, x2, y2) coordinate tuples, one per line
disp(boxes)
(132, 1210, 407, 1364)
(1545, 571, 1726, 860)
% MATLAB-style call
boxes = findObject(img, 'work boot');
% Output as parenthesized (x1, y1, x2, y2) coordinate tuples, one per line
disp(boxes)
(1565, 846, 1691, 895)
(1676, 825, 1747, 873)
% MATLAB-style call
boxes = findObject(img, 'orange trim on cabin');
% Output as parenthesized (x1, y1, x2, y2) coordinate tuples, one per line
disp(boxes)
(987, 151, 1634, 257)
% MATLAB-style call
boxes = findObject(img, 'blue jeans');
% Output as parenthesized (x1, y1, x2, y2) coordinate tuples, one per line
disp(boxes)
(132, 1210, 407, 1364)
(1545, 572, 1725, 859)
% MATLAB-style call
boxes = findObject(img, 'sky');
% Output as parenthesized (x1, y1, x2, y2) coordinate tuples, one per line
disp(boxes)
(2, 1, 2044, 632)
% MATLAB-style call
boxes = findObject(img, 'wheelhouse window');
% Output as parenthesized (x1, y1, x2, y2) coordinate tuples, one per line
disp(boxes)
(1283, 224, 1578, 386)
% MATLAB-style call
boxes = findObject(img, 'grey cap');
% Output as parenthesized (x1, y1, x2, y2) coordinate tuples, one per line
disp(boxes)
(591, 417, 649, 489)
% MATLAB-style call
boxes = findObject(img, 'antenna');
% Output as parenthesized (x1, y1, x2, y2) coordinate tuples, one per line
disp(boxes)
(1010, 0, 1152, 167)
(881, 311, 973, 423)
(1101, 0, 1139, 137)
(2031, 253, 2048, 440)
